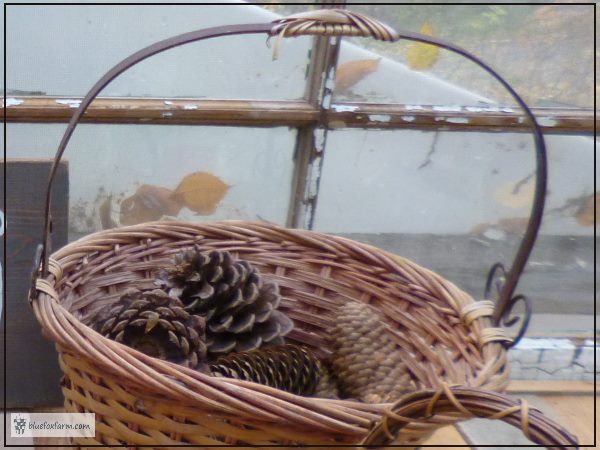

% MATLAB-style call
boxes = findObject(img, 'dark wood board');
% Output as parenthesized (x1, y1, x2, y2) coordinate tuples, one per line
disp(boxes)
(0, 159, 69, 407)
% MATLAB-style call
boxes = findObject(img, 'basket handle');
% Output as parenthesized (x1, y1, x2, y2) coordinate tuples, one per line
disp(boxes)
(362, 384, 578, 448)
(37, 9, 546, 339)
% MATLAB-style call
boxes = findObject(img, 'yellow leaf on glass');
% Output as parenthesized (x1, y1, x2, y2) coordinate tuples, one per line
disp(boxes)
(172, 171, 231, 215)
(406, 23, 440, 71)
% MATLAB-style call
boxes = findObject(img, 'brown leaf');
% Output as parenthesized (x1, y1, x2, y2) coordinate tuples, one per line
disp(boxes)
(171, 171, 230, 215)
(575, 192, 598, 227)
(335, 58, 381, 93)
(406, 22, 440, 71)
(120, 185, 183, 225)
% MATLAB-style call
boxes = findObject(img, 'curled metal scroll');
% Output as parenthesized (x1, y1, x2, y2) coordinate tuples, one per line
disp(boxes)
(485, 263, 532, 348)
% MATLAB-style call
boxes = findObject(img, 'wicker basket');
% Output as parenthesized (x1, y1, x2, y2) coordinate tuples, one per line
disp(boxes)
(31, 9, 578, 449)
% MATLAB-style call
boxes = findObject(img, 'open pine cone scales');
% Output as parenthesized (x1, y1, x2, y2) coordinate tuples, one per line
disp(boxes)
(156, 247, 293, 355)
(210, 344, 323, 396)
(93, 288, 207, 369)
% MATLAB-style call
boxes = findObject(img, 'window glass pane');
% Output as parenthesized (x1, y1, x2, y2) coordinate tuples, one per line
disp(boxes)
(7, 124, 296, 241)
(334, 3, 593, 108)
(6, 4, 311, 100)
(313, 128, 595, 317)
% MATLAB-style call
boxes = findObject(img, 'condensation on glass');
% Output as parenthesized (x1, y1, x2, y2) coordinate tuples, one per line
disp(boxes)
(5, 4, 311, 100)
(312, 128, 595, 316)
(332, 3, 594, 108)
(314, 129, 595, 237)
(6, 124, 297, 240)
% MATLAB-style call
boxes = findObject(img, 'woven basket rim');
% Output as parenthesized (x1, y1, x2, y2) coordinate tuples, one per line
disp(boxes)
(32, 219, 507, 437)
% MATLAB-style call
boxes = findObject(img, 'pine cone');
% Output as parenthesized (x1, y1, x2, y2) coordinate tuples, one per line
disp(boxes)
(156, 247, 293, 355)
(313, 362, 340, 399)
(329, 301, 414, 403)
(210, 344, 322, 396)
(93, 288, 207, 370)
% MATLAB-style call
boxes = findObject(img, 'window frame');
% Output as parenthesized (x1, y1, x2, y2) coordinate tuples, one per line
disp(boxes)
(3, 2, 596, 230)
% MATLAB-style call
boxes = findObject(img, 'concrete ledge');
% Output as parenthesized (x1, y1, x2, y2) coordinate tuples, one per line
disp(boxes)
(508, 337, 596, 380)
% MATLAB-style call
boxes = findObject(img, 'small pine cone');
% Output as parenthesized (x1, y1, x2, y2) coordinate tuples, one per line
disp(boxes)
(210, 344, 322, 396)
(93, 288, 207, 370)
(329, 302, 414, 403)
(156, 247, 293, 355)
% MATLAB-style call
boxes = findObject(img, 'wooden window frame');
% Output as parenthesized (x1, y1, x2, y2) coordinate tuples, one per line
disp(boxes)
(4, 96, 594, 132)
(3, 2, 596, 229)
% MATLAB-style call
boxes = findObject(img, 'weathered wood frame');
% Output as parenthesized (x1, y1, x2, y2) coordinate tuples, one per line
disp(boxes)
(4, 95, 595, 133)
(4, 1, 595, 232)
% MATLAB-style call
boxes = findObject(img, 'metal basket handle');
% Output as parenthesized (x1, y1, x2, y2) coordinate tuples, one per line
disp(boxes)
(36, 9, 547, 345)
(362, 384, 578, 448)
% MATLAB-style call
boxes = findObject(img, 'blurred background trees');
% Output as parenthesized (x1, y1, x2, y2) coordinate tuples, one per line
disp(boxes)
(250, 1, 594, 108)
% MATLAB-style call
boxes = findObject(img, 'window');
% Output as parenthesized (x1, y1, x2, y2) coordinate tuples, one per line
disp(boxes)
(5, 2, 595, 348)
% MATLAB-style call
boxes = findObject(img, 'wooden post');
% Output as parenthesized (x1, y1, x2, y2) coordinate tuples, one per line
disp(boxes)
(0, 159, 69, 407)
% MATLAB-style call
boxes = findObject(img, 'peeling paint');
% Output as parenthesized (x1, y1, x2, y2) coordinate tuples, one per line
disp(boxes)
(307, 157, 322, 199)
(183, 104, 199, 110)
(465, 106, 485, 112)
(56, 99, 82, 108)
(405, 105, 425, 111)
(501, 107, 515, 113)
(331, 104, 359, 113)
(465, 106, 502, 113)
(518, 117, 526, 124)
(164, 100, 174, 106)
(328, 120, 347, 128)
(432, 105, 462, 112)
(5, 98, 24, 107)
(368, 114, 391, 123)
(401, 115, 416, 122)
(538, 117, 558, 127)
(161, 112, 173, 118)
(445, 117, 470, 124)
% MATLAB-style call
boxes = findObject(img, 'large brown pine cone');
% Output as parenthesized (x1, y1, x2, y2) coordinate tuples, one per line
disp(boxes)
(156, 247, 293, 355)
(93, 288, 207, 370)
(328, 301, 415, 403)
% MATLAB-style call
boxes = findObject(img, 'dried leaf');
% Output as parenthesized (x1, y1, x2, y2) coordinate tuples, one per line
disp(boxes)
(120, 185, 183, 226)
(406, 22, 440, 71)
(335, 58, 381, 93)
(575, 192, 598, 227)
(171, 171, 230, 215)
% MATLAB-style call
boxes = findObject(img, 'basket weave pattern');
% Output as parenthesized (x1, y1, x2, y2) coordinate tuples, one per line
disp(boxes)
(33, 220, 509, 446)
